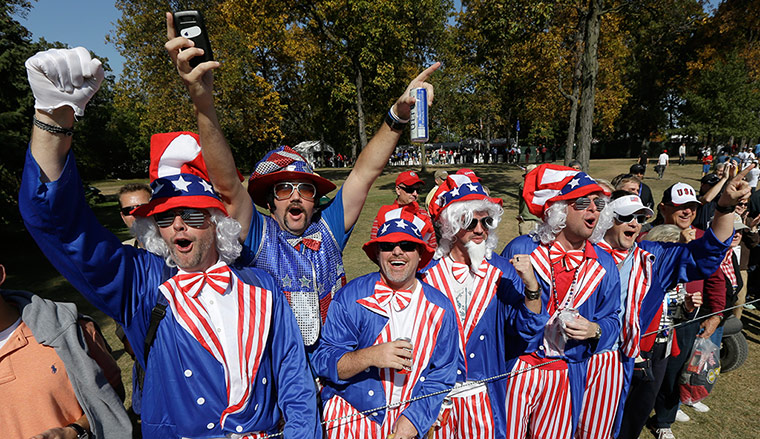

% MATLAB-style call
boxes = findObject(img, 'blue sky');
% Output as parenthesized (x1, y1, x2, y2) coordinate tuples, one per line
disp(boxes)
(16, 0, 722, 80)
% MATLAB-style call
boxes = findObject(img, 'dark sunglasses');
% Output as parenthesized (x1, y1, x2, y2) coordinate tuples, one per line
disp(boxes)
(398, 185, 422, 194)
(572, 197, 606, 212)
(737, 202, 749, 207)
(273, 182, 317, 201)
(465, 217, 494, 230)
(120, 204, 147, 216)
(378, 241, 418, 252)
(154, 209, 210, 228)
(614, 213, 649, 224)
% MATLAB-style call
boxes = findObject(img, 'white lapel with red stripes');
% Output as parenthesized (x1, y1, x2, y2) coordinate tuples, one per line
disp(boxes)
(423, 259, 467, 361)
(159, 269, 273, 428)
(461, 260, 502, 348)
(375, 284, 447, 409)
(620, 246, 653, 358)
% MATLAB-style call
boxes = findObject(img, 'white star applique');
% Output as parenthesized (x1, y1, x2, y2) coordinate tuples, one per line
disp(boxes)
(380, 223, 390, 235)
(450, 186, 460, 197)
(395, 220, 407, 229)
(568, 178, 580, 188)
(300, 276, 311, 288)
(282, 274, 293, 288)
(466, 183, 478, 192)
(172, 176, 191, 192)
(199, 180, 214, 193)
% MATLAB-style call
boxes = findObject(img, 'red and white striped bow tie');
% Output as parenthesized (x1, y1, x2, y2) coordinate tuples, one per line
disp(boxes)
(597, 241, 629, 264)
(286, 231, 322, 251)
(549, 242, 584, 271)
(451, 260, 471, 283)
(175, 263, 232, 297)
(374, 282, 413, 311)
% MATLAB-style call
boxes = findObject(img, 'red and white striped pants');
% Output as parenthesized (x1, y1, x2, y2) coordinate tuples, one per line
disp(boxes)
(323, 395, 405, 439)
(504, 358, 573, 439)
(429, 386, 495, 439)
(576, 350, 625, 439)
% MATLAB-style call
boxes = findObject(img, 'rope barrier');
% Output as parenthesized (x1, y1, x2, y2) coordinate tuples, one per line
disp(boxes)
(244, 298, 760, 438)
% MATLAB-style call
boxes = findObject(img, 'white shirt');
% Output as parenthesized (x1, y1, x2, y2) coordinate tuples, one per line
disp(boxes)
(0, 317, 21, 352)
(679, 145, 686, 155)
(658, 153, 669, 166)
(389, 281, 422, 406)
(747, 167, 760, 188)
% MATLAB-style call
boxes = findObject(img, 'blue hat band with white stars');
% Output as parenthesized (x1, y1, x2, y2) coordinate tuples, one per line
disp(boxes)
(377, 218, 422, 240)
(439, 181, 488, 207)
(558, 172, 598, 196)
(150, 174, 222, 202)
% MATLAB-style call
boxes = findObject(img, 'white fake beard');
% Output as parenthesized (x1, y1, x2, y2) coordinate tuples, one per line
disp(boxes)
(464, 240, 487, 271)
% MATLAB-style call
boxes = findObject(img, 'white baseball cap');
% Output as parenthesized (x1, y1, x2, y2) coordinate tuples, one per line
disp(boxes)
(662, 182, 700, 206)
(609, 194, 654, 217)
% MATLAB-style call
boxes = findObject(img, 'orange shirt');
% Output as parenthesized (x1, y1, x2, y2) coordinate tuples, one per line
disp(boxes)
(0, 322, 84, 438)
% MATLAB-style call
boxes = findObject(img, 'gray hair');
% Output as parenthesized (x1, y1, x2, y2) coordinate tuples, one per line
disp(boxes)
(435, 199, 503, 260)
(643, 224, 682, 243)
(132, 208, 242, 268)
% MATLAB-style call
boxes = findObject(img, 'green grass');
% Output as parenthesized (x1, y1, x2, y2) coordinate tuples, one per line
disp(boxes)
(3, 158, 758, 438)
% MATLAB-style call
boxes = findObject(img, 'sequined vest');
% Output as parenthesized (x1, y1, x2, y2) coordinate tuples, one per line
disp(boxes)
(252, 215, 346, 346)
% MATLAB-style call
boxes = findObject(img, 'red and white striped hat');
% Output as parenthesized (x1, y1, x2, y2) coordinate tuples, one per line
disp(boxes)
(522, 164, 609, 219)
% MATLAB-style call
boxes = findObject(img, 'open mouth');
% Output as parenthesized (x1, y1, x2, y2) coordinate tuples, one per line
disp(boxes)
(288, 205, 304, 218)
(624, 230, 636, 238)
(584, 217, 596, 228)
(175, 239, 192, 252)
(390, 260, 407, 267)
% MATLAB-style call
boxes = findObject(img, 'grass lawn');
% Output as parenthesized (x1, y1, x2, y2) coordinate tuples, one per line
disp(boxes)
(3, 157, 758, 438)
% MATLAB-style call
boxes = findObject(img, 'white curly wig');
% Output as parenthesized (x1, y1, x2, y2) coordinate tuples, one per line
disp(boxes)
(132, 208, 243, 268)
(435, 199, 504, 260)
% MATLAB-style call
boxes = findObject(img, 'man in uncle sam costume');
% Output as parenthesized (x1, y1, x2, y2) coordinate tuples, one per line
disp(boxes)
(500, 163, 621, 439)
(419, 170, 545, 439)
(312, 208, 458, 439)
(20, 47, 319, 438)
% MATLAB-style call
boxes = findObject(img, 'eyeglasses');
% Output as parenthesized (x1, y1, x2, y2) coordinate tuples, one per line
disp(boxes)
(465, 217, 494, 230)
(154, 209, 210, 228)
(120, 204, 147, 216)
(273, 182, 317, 201)
(398, 185, 421, 194)
(378, 241, 418, 252)
(572, 197, 606, 212)
(614, 213, 649, 225)
(737, 202, 749, 207)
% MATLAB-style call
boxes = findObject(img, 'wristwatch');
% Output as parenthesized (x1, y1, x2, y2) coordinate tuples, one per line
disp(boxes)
(67, 423, 89, 439)
(594, 324, 602, 339)
(524, 286, 541, 301)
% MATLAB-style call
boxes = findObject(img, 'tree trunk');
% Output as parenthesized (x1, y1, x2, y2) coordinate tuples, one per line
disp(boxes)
(576, 0, 603, 173)
(563, 13, 585, 166)
(352, 56, 368, 159)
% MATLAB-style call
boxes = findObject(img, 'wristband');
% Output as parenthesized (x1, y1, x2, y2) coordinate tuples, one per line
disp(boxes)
(66, 423, 89, 439)
(715, 203, 736, 214)
(385, 109, 407, 132)
(524, 286, 541, 301)
(33, 115, 74, 137)
(594, 324, 602, 339)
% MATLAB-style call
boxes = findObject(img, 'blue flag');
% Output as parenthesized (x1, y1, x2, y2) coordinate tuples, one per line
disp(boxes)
(516, 119, 521, 132)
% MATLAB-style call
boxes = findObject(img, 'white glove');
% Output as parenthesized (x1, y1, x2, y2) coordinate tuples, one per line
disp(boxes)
(25, 47, 104, 117)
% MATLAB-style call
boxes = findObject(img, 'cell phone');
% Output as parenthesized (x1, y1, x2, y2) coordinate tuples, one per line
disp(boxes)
(173, 10, 213, 68)
(728, 163, 737, 179)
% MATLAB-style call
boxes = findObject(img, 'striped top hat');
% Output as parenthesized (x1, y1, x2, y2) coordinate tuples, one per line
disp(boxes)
(363, 207, 434, 268)
(247, 146, 336, 208)
(131, 132, 226, 217)
(428, 171, 502, 220)
(522, 163, 609, 219)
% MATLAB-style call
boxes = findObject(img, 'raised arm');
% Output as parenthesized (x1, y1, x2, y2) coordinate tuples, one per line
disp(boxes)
(164, 12, 254, 239)
(26, 47, 104, 181)
(712, 163, 754, 242)
(341, 63, 440, 233)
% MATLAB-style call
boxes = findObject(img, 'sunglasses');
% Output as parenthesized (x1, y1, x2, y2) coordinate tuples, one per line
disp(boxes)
(465, 217, 494, 230)
(378, 241, 418, 252)
(572, 197, 606, 212)
(614, 213, 649, 225)
(154, 209, 210, 228)
(737, 202, 749, 207)
(273, 182, 317, 201)
(398, 185, 421, 194)
(120, 204, 147, 216)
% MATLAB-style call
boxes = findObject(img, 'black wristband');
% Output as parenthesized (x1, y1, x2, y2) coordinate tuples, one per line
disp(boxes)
(524, 286, 541, 301)
(384, 110, 407, 132)
(66, 423, 89, 439)
(715, 203, 736, 214)
(33, 115, 74, 137)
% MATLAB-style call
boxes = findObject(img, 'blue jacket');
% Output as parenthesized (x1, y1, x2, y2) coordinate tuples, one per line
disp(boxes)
(311, 272, 458, 436)
(19, 149, 321, 439)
